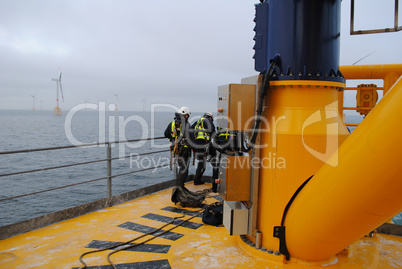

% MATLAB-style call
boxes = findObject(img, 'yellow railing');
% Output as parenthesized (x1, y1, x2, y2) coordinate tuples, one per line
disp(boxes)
(339, 64, 402, 127)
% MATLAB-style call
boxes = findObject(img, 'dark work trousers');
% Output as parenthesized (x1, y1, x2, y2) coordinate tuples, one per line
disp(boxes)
(194, 140, 218, 183)
(176, 147, 191, 187)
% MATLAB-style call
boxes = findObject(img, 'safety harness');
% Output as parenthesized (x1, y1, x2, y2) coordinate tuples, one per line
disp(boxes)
(194, 117, 211, 141)
(170, 120, 189, 170)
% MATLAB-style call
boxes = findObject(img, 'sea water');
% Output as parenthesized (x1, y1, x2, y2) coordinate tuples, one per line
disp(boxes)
(0, 109, 194, 227)
(0, 110, 400, 227)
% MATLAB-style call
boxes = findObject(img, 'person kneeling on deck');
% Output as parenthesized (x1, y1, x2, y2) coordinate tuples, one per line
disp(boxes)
(164, 106, 205, 207)
(190, 112, 219, 192)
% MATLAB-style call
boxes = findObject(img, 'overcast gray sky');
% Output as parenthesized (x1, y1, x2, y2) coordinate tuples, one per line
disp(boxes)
(1, 0, 401, 113)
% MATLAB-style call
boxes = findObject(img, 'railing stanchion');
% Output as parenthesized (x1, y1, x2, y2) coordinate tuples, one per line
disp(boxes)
(107, 142, 112, 198)
(0, 137, 168, 203)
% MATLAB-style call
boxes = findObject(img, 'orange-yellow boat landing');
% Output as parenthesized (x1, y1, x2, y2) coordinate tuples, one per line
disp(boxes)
(0, 182, 401, 269)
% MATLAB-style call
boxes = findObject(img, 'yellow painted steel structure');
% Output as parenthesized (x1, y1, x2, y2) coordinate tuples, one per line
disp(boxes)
(284, 75, 402, 261)
(339, 64, 402, 95)
(255, 80, 350, 253)
(338, 64, 402, 117)
(245, 64, 402, 263)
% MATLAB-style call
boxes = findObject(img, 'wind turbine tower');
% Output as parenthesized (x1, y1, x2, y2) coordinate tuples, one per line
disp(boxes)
(51, 67, 64, 115)
(114, 93, 119, 113)
(31, 95, 36, 111)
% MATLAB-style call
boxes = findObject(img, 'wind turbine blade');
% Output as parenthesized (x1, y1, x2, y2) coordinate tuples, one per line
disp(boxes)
(59, 71, 62, 81)
(60, 82, 64, 102)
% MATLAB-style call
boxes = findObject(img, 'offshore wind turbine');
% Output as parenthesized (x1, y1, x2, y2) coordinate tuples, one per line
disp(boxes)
(51, 67, 64, 115)
(31, 95, 36, 111)
(112, 93, 120, 113)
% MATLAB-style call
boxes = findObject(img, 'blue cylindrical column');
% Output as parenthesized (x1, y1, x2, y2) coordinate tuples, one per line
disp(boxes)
(254, 0, 344, 82)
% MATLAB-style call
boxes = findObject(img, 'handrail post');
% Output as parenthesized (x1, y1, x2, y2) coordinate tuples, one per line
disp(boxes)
(107, 142, 112, 198)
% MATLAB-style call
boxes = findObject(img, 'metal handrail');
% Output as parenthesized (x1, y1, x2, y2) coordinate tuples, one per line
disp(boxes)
(0, 137, 166, 155)
(0, 158, 106, 178)
(350, 0, 402, 35)
(0, 176, 107, 202)
(0, 136, 170, 204)
(0, 163, 171, 203)
(0, 149, 169, 178)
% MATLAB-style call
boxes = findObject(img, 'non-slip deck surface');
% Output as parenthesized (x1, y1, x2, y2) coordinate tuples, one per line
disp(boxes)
(1, 182, 401, 269)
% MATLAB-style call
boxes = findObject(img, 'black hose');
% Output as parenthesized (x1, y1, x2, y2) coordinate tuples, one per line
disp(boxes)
(78, 204, 208, 269)
(243, 54, 280, 152)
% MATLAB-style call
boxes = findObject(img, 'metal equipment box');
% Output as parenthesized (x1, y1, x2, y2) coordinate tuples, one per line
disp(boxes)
(223, 201, 249, 235)
(356, 84, 378, 116)
(217, 84, 256, 131)
(219, 155, 251, 201)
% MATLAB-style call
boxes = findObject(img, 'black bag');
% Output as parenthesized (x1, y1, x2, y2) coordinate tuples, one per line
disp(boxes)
(171, 186, 205, 208)
(202, 202, 223, 226)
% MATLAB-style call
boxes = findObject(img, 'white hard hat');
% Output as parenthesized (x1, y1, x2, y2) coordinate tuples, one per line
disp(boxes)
(204, 112, 213, 120)
(178, 106, 191, 116)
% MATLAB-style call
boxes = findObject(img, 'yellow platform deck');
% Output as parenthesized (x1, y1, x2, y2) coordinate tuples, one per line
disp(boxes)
(0, 182, 401, 269)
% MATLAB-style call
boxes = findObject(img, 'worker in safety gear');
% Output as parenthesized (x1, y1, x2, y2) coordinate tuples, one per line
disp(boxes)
(190, 112, 218, 192)
(164, 106, 192, 187)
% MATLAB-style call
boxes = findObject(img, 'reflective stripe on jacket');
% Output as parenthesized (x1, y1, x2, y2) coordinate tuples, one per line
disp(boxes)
(218, 129, 230, 139)
(195, 117, 210, 141)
